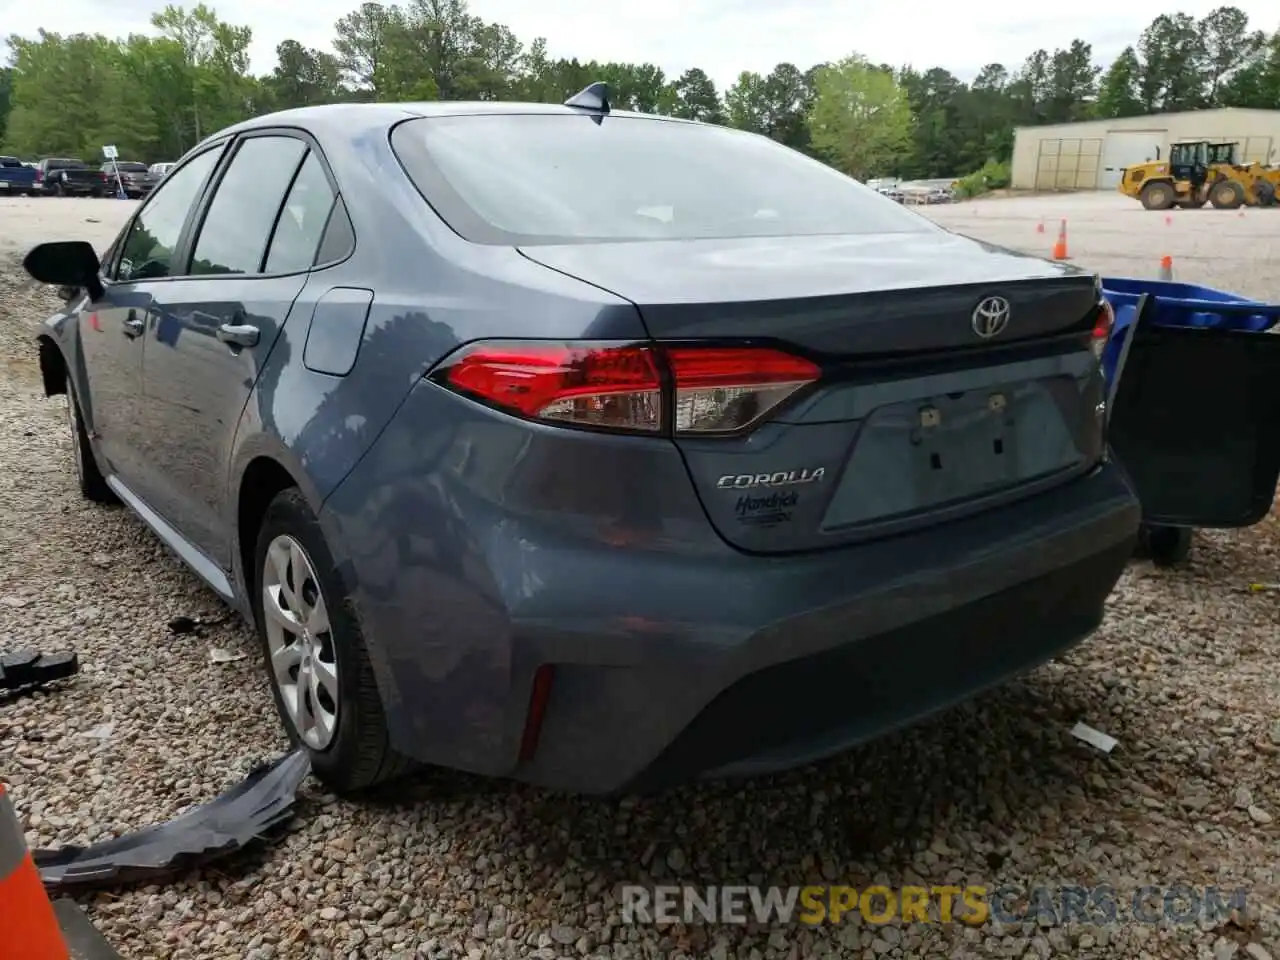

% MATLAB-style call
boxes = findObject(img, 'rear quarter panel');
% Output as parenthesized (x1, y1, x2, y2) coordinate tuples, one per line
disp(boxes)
(228, 116, 649, 556)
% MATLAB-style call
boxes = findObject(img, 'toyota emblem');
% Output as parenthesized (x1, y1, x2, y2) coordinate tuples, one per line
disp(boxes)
(971, 296, 1011, 339)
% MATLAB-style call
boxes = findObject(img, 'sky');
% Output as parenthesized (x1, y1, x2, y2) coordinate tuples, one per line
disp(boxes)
(5, 0, 1279, 91)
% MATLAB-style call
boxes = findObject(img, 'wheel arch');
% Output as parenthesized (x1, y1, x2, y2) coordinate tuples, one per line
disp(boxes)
(232, 450, 323, 611)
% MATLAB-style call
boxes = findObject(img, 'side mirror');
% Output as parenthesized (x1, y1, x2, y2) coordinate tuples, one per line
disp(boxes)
(23, 241, 104, 301)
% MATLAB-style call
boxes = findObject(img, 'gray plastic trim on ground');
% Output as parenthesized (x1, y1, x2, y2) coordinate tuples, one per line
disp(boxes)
(33, 749, 310, 891)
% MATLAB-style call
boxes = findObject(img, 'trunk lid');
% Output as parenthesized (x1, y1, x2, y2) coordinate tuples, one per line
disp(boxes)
(521, 232, 1096, 354)
(521, 232, 1108, 554)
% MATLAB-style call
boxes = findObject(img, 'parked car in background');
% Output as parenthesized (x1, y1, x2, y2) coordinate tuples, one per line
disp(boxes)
(22, 91, 1250, 797)
(0, 156, 40, 195)
(927, 186, 955, 204)
(36, 158, 107, 197)
(101, 160, 158, 198)
(148, 162, 176, 179)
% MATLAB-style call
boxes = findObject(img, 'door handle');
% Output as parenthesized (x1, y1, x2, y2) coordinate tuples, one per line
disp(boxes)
(216, 323, 260, 348)
(122, 310, 144, 338)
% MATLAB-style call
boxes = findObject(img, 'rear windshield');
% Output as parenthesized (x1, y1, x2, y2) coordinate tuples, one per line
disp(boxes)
(0, 157, 22, 168)
(47, 159, 85, 169)
(111, 162, 148, 172)
(390, 114, 936, 246)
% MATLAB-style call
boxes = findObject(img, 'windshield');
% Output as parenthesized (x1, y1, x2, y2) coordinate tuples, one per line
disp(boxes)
(0, 157, 22, 168)
(112, 162, 148, 172)
(48, 159, 86, 169)
(390, 114, 936, 246)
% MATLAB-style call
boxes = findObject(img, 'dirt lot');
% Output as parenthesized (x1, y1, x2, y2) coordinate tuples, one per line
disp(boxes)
(0, 193, 1278, 960)
(925, 192, 1280, 303)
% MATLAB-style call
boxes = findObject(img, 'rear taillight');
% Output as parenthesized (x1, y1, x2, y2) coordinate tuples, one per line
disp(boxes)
(432, 341, 820, 436)
(666, 346, 820, 433)
(34, 170, 42, 182)
(1091, 299, 1114, 360)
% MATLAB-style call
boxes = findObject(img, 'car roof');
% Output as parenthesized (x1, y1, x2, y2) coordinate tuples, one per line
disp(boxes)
(204, 100, 694, 146)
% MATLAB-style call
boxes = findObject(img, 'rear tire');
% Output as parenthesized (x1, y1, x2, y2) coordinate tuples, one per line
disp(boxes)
(1140, 181, 1175, 211)
(252, 487, 415, 794)
(1209, 180, 1244, 210)
(65, 380, 117, 504)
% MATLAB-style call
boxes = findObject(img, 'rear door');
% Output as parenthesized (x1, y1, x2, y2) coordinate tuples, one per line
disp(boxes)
(136, 131, 339, 565)
(1106, 295, 1280, 527)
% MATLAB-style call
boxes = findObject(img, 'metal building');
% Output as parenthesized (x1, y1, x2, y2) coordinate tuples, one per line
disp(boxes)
(1010, 108, 1280, 191)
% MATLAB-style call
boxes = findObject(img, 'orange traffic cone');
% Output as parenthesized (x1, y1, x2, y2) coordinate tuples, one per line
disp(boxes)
(1164, 214, 1173, 226)
(1051, 219, 1069, 260)
(1159, 255, 1173, 282)
(0, 784, 69, 960)
(1036, 220, 1045, 234)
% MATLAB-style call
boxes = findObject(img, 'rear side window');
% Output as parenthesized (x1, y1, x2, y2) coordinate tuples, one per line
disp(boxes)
(264, 151, 338, 273)
(189, 136, 308, 276)
(390, 114, 936, 245)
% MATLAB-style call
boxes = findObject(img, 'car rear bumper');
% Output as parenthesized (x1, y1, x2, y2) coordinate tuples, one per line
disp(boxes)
(319, 380, 1140, 793)
(521, 465, 1135, 794)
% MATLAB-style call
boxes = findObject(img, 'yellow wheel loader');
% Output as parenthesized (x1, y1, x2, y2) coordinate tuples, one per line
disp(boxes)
(1119, 140, 1277, 210)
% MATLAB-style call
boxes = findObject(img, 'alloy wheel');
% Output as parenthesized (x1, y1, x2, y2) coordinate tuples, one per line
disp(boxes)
(261, 534, 340, 749)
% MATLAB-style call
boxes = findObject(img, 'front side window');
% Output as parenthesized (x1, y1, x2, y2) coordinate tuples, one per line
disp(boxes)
(189, 136, 308, 276)
(116, 147, 224, 282)
(390, 114, 938, 245)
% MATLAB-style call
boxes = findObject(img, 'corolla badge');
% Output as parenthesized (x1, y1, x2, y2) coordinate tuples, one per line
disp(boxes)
(971, 296, 1011, 339)
(716, 468, 826, 490)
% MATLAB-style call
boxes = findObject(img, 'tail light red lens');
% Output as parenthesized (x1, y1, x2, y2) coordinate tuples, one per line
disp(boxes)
(34, 170, 42, 182)
(433, 341, 820, 436)
(441, 343, 663, 431)
(1091, 299, 1115, 360)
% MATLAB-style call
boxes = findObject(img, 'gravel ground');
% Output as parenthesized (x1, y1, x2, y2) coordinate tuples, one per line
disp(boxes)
(0, 194, 1278, 960)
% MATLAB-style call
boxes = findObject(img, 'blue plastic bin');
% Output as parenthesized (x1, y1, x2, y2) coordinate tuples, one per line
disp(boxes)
(1098, 277, 1280, 564)
(1099, 277, 1280, 386)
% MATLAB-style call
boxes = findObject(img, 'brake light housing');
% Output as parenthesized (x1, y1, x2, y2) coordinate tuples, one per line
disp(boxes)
(1091, 298, 1115, 361)
(431, 341, 821, 437)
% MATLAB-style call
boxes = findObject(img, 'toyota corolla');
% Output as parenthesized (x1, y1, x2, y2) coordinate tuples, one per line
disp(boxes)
(23, 86, 1250, 794)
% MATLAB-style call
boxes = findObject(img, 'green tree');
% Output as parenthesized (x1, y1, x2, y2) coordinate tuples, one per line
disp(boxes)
(761, 63, 817, 149)
(1095, 46, 1145, 118)
(0, 67, 12, 148)
(1199, 5, 1265, 104)
(1045, 40, 1099, 122)
(268, 40, 344, 109)
(967, 63, 1016, 166)
(670, 68, 722, 123)
(899, 66, 967, 177)
(332, 2, 409, 99)
(1219, 29, 1280, 108)
(1137, 13, 1206, 110)
(151, 4, 257, 142)
(724, 70, 767, 132)
(807, 55, 912, 179)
